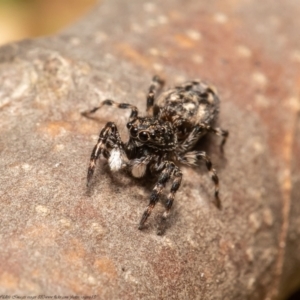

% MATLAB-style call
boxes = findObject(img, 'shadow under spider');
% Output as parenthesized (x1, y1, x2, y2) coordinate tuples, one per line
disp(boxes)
(85, 160, 180, 234)
(84, 128, 228, 233)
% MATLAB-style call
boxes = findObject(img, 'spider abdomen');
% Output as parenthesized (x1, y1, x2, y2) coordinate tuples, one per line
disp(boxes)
(155, 80, 220, 132)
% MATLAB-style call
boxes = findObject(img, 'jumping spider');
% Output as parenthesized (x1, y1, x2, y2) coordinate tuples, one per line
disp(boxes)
(82, 76, 228, 230)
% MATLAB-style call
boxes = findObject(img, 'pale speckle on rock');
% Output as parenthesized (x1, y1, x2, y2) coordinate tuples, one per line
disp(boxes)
(82, 273, 96, 285)
(143, 2, 156, 13)
(186, 29, 202, 41)
(252, 72, 268, 87)
(279, 168, 291, 192)
(91, 222, 106, 237)
(69, 37, 81, 46)
(161, 237, 175, 249)
(157, 15, 168, 24)
(91, 134, 99, 141)
(236, 45, 252, 58)
(59, 218, 72, 228)
(290, 50, 300, 63)
(124, 270, 139, 284)
(87, 275, 96, 285)
(247, 277, 255, 290)
(174, 75, 187, 84)
(246, 247, 254, 263)
(153, 63, 163, 71)
(280, 241, 286, 248)
(287, 97, 300, 112)
(213, 13, 228, 24)
(248, 212, 261, 233)
(55, 144, 65, 152)
(192, 54, 203, 64)
(252, 140, 264, 155)
(21, 163, 31, 171)
(263, 208, 274, 227)
(35, 205, 50, 216)
(186, 235, 197, 248)
(149, 48, 160, 56)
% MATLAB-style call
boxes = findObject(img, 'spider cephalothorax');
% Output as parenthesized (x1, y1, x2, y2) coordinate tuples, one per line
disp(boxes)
(127, 117, 177, 150)
(82, 76, 228, 231)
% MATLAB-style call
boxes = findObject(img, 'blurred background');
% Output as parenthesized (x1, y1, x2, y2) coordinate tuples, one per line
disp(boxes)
(0, 0, 96, 46)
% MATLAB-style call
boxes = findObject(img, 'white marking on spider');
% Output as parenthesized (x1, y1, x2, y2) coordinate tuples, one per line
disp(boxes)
(108, 148, 123, 171)
(183, 102, 195, 111)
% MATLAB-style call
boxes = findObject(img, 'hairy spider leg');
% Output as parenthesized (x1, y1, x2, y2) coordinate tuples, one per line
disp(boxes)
(130, 155, 155, 178)
(81, 99, 138, 121)
(204, 125, 229, 153)
(178, 124, 207, 153)
(146, 75, 165, 115)
(86, 122, 124, 186)
(178, 151, 221, 208)
(179, 123, 229, 153)
(163, 168, 182, 219)
(139, 161, 182, 229)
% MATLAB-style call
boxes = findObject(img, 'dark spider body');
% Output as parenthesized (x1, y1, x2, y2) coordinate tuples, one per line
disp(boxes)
(82, 76, 228, 230)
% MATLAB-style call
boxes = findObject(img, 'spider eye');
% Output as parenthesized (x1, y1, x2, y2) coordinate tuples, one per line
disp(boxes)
(130, 127, 138, 137)
(150, 132, 156, 139)
(126, 122, 132, 129)
(138, 131, 149, 142)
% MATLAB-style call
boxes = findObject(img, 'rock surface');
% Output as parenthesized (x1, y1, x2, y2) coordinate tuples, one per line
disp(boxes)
(0, 0, 300, 299)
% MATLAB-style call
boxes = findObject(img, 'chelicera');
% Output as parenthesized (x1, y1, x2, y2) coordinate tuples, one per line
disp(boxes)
(82, 76, 228, 230)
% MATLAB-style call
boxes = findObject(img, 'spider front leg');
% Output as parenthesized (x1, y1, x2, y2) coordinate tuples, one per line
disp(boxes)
(146, 75, 165, 116)
(179, 123, 228, 153)
(178, 151, 221, 208)
(86, 122, 125, 186)
(81, 99, 139, 121)
(139, 161, 182, 229)
(204, 124, 229, 153)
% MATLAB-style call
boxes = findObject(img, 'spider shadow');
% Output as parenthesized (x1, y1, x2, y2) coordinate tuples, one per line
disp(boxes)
(85, 162, 174, 234)
(193, 131, 229, 170)
(177, 132, 229, 211)
(129, 174, 182, 235)
(85, 160, 157, 197)
(155, 208, 180, 235)
(85, 161, 130, 196)
(81, 112, 104, 123)
(84, 131, 228, 234)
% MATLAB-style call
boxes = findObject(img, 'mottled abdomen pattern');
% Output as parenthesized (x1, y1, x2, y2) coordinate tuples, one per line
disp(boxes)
(154, 80, 219, 140)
